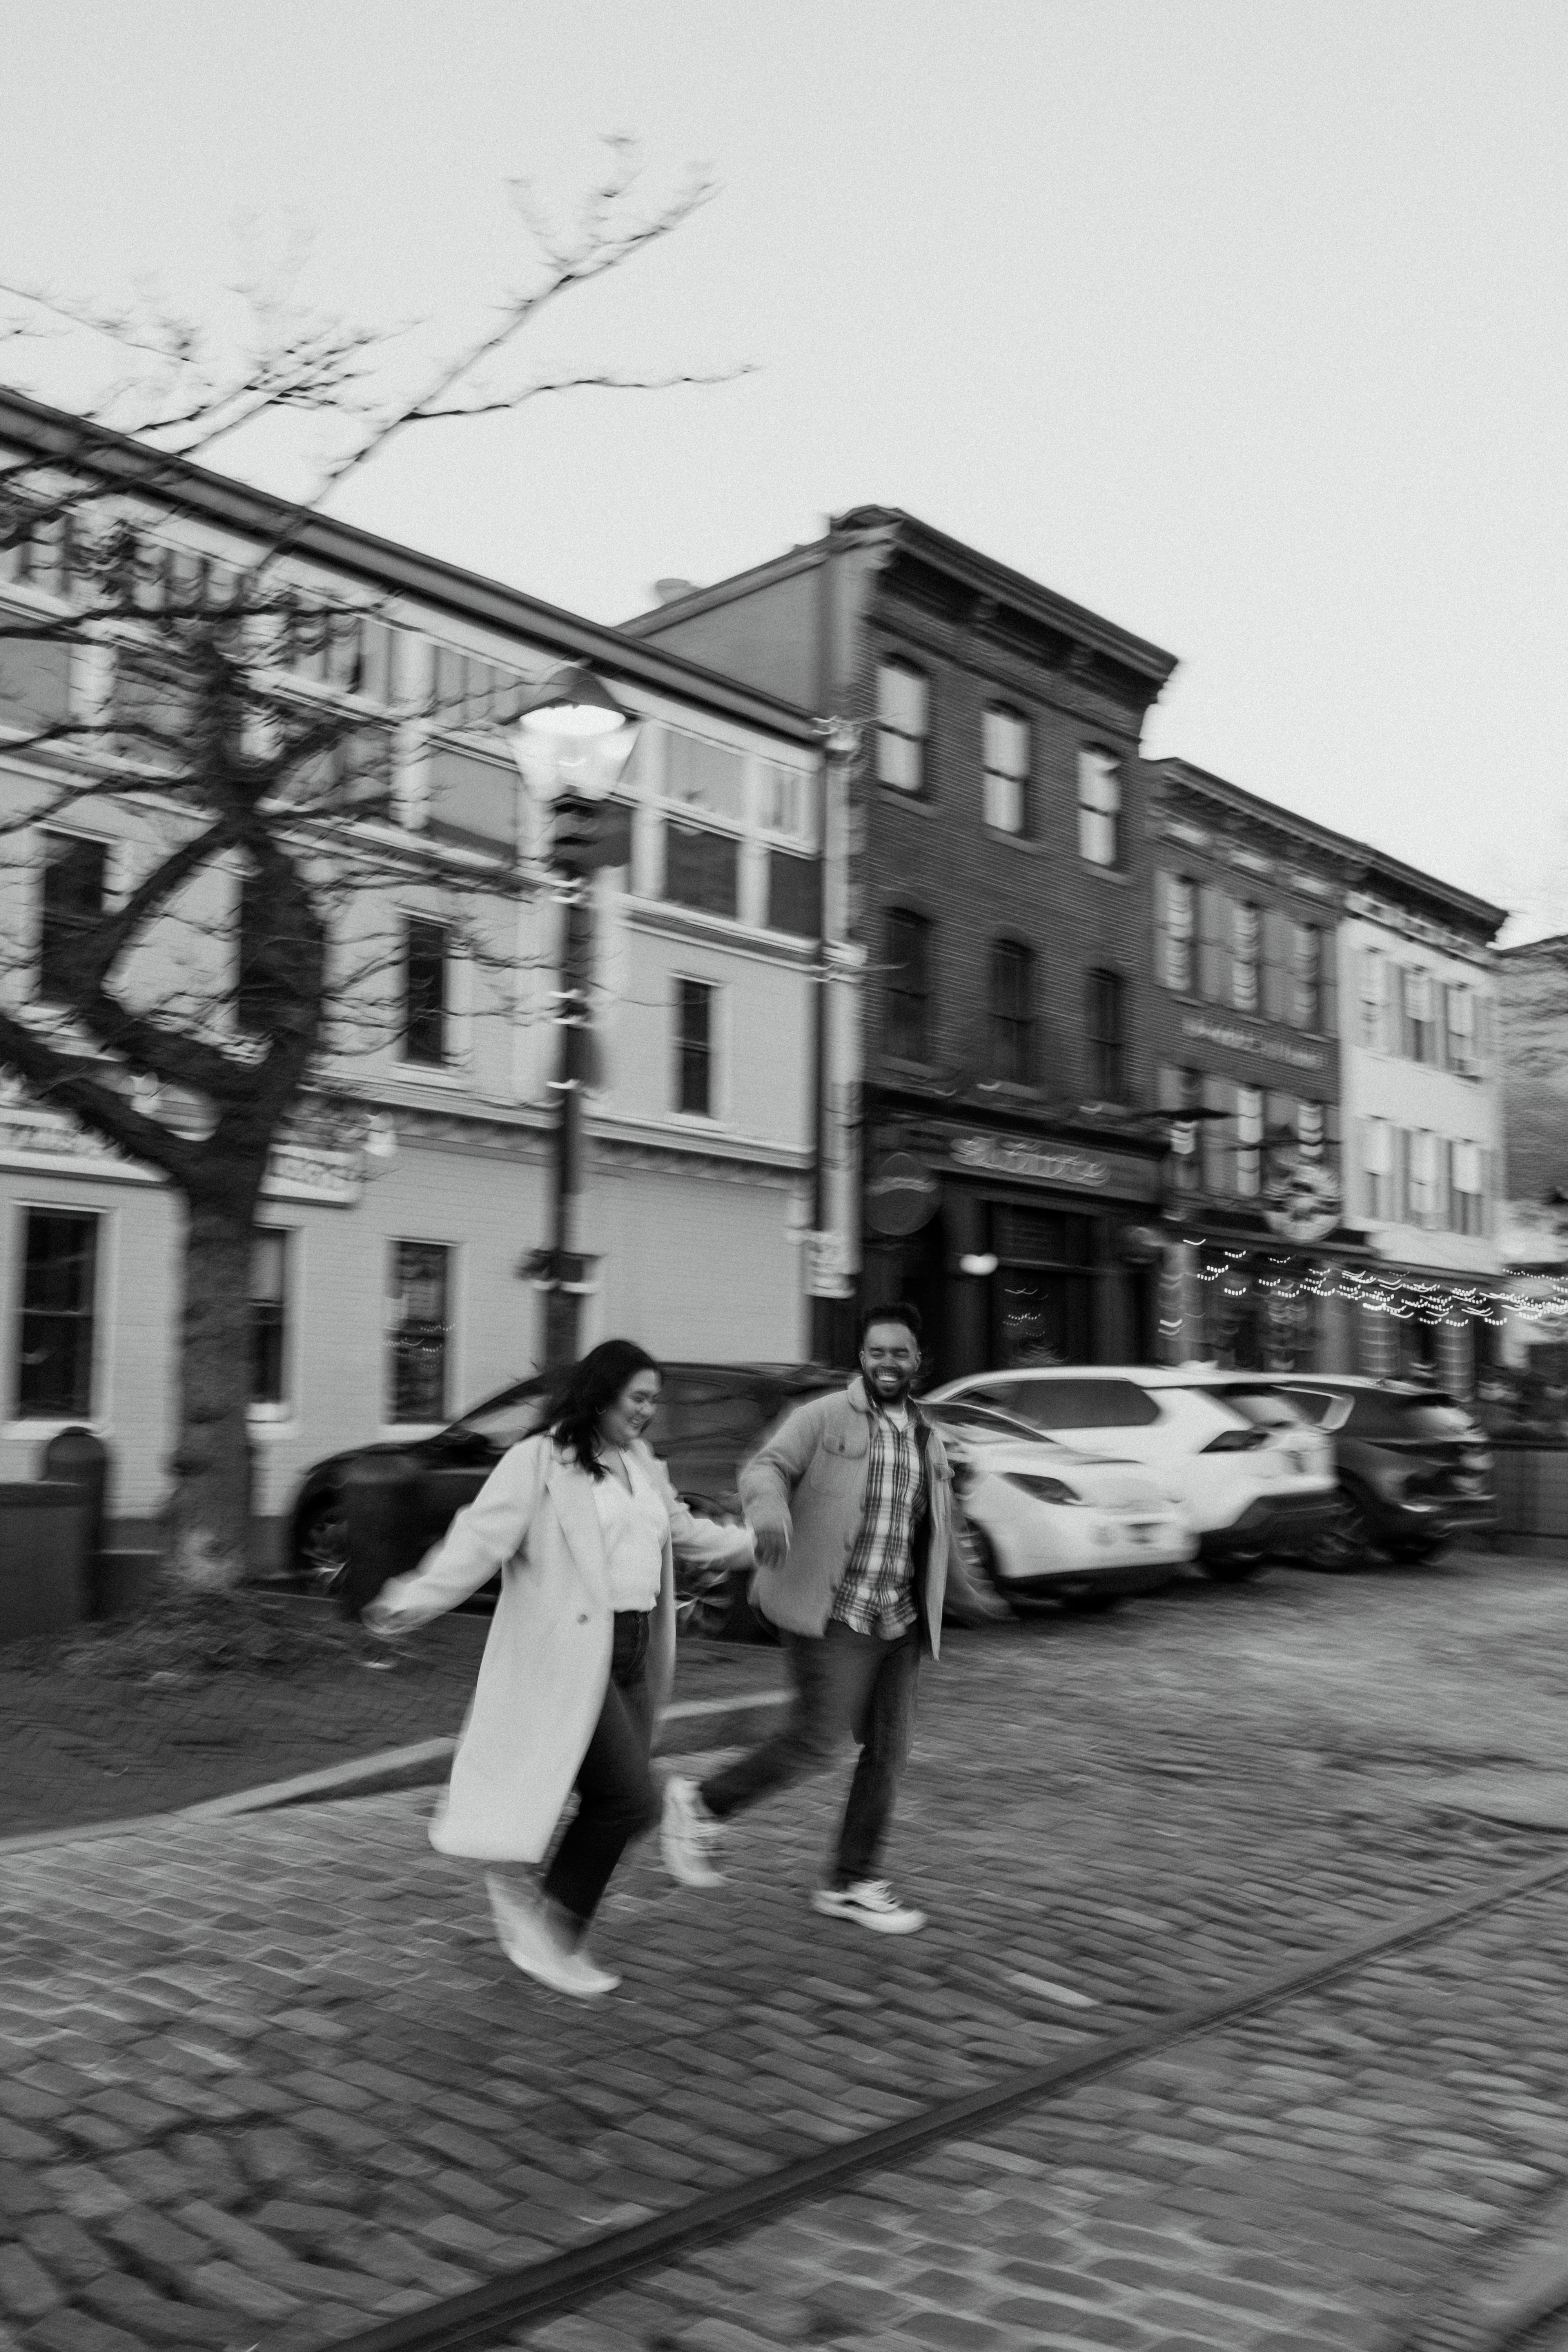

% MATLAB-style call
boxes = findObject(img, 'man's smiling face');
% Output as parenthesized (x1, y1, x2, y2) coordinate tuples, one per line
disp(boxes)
(860, 1320, 921, 1406)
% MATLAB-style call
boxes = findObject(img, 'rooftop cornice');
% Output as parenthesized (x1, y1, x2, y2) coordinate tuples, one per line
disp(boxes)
(622, 507, 1179, 694)
(0, 386, 821, 746)
(1153, 756, 1507, 938)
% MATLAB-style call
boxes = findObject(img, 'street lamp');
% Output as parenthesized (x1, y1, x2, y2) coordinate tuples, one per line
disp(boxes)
(510, 665, 639, 1369)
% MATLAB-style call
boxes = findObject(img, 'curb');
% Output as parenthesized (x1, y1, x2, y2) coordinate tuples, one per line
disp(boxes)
(0, 1685, 788, 1858)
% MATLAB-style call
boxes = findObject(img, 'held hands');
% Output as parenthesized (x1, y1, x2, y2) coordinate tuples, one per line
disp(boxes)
(750, 1515, 789, 1573)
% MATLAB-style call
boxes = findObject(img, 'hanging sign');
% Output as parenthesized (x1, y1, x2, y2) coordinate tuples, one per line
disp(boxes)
(864, 1151, 940, 1236)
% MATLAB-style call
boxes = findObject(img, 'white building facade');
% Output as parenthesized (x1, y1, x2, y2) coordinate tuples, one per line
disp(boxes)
(1339, 872, 1506, 1388)
(0, 393, 838, 1557)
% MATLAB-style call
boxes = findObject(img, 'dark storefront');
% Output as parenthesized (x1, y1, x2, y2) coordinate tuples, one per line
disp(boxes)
(861, 1119, 1168, 1384)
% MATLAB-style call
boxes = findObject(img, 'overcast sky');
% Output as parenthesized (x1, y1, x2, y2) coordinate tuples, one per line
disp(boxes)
(3, 0, 1563, 935)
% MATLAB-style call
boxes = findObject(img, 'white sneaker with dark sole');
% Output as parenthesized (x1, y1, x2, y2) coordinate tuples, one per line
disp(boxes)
(812, 1879, 926, 1935)
(660, 1773, 726, 1888)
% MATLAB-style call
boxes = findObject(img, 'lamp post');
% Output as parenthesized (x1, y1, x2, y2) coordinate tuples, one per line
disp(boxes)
(510, 665, 639, 1368)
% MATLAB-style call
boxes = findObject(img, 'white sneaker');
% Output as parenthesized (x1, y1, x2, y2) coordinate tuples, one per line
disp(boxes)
(660, 1773, 726, 1888)
(485, 1875, 621, 1998)
(811, 1879, 926, 1935)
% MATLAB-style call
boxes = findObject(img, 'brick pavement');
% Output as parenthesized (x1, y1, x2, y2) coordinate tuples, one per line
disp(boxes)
(5, 1555, 1568, 2352)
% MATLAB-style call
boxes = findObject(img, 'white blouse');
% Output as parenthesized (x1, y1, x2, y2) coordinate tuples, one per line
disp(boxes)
(591, 1450, 669, 1612)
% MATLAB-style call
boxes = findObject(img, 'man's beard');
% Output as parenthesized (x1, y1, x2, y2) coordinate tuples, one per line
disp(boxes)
(866, 1366, 914, 1404)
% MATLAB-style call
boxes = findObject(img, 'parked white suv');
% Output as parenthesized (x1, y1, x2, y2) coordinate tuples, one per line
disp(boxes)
(928, 1367, 1336, 1580)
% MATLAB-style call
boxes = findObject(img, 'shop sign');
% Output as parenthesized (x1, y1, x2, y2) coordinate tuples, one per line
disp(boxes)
(1263, 1154, 1342, 1244)
(0, 1103, 361, 1205)
(1180, 1010, 1326, 1072)
(864, 1150, 940, 1236)
(950, 1132, 1109, 1189)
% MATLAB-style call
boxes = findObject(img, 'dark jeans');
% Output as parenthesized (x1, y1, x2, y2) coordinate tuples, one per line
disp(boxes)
(699, 1619, 920, 1886)
(542, 1611, 661, 1932)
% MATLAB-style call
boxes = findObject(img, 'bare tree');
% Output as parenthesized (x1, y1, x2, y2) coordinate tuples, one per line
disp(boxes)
(0, 144, 737, 1590)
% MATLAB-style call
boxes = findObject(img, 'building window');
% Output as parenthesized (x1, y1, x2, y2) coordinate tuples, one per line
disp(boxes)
(39, 834, 108, 1004)
(876, 662, 929, 794)
(1290, 923, 1322, 1030)
(1158, 873, 1196, 993)
(1235, 1084, 1264, 1196)
(250, 1230, 290, 1408)
(1085, 969, 1128, 1101)
(1230, 902, 1261, 1014)
(1408, 1129, 1441, 1227)
(884, 909, 932, 1062)
(988, 940, 1035, 1083)
(1452, 1140, 1485, 1236)
(1159, 1064, 1202, 1190)
(766, 851, 818, 939)
(1202, 1075, 1234, 1194)
(387, 1241, 450, 1424)
(1077, 748, 1121, 867)
(1402, 967, 1437, 1063)
(664, 822, 739, 919)
(429, 644, 525, 732)
(1445, 984, 1477, 1073)
(403, 917, 449, 1066)
(1361, 1119, 1393, 1220)
(982, 708, 1029, 834)
(15, 1209, 98, 1419)
(674, 978, 716, 1116)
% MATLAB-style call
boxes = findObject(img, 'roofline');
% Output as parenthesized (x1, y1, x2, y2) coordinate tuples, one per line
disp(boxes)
(0, 386, 821, 747)
(1154, 757, 1508, 937)
(835, 505, 1179, 686)
(624, 508, 1178, 690)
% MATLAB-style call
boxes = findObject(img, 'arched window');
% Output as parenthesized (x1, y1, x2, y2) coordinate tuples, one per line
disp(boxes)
(876, 662, 930, 794)
(1077, 747, 1122, 866)
(989, 940, 1036, 1083)
(982, 707, 1029, 834)
(884, 908, 932, 1061)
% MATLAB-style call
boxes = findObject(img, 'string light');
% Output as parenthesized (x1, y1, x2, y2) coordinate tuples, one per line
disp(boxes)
(1168, 1241, 1554, 1332)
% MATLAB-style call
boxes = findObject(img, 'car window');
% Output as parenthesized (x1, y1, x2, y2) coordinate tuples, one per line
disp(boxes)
(1345, 1390, 1476, 1441)
(1277, 1387, 1337, 1425)
(452, 1385, 550, 1449)
(1000, 1378, 1160, 1431)
(1196, 1387, 1309, 1430)
(929, 1401, 1060, 1445)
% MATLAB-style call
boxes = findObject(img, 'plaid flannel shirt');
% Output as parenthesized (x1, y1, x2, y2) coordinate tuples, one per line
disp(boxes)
(830, 1404, 926, 1639)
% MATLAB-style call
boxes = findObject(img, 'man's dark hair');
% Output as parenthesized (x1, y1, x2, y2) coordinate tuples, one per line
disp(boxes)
(856, 1300, 923, 1351)
(549, 1338, 660, 1477)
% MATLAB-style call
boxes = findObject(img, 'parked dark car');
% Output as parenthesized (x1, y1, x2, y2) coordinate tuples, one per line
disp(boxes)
(287, 1362, 841, 1637)
(1267, 1376, 1497, 1567)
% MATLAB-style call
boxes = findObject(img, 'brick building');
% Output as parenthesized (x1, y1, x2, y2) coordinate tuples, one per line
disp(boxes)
(1148, 757, 1506, 1387)
(626, 508, 1178, 1380)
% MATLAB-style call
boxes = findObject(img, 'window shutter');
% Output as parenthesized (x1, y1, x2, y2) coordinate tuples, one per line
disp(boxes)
(1319, 939, 1338, 1038)
(1262, 909, 1290, 1024)
(1199, 886, 1229, 1002)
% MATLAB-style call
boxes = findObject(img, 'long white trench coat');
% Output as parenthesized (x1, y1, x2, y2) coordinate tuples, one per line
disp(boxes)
(374, 1433, 752, 1863)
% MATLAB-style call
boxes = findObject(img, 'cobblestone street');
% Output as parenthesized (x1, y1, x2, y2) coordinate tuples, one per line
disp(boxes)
(9, 1552, 1568, 2352)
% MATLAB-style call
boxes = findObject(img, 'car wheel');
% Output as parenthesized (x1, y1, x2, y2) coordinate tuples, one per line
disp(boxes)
(1307, 1490, 1379, 1573)
(953, 1519, 1027, 1619)
(1387, 1536, 1446, 1566)
(295, 1497, 350, 1598)
(1060, 1590, 1123, 1615)
(1200, 1548, 1268, 1584)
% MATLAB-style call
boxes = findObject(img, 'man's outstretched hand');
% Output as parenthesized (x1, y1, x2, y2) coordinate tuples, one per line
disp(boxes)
(751, 1517, 789, 1572)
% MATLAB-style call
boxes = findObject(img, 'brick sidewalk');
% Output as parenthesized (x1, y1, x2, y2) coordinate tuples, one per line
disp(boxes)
(0, 1619, 783, 1840)
(4, 1556, 1568, 2351)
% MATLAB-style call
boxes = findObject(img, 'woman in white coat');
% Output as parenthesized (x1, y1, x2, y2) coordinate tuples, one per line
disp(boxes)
(365, 1339, 753, 1998)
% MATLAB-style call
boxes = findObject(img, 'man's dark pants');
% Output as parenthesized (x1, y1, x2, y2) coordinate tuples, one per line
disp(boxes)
(699, 1619, 920, 1885)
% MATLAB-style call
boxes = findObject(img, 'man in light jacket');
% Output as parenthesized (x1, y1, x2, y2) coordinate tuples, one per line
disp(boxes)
(661, 1301, 951, 1933)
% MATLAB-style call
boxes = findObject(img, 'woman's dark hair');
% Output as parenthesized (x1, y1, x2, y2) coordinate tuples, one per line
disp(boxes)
(549, 1339, 660, 1477)
(856, 1300, 923, 1351)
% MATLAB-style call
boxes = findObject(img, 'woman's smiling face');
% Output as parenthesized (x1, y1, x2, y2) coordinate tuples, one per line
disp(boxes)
(599, 1368, 661, 1450)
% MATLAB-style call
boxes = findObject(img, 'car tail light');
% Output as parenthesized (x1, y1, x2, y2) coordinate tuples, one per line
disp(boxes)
(1002, 1473, 1084, 1506)
(1201, 1428, 1271, 1453)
